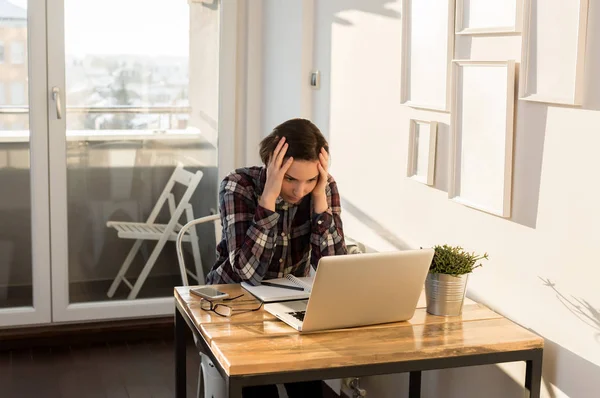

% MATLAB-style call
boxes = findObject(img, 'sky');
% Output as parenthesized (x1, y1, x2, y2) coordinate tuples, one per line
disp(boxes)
(9, 0, 189, 57)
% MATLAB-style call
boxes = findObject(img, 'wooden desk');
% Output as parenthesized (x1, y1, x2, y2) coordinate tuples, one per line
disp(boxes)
(174, 284, 543, 398)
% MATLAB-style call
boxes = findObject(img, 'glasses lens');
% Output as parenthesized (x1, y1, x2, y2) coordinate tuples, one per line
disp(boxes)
(214, 305, 232, 317)
(200, 300, 213, 311)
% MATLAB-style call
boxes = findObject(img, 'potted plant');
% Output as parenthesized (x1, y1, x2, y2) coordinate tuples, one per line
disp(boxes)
(425, 244, 488, 316)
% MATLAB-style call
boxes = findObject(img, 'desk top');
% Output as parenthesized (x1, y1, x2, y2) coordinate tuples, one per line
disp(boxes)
(175, 284, 543, 376)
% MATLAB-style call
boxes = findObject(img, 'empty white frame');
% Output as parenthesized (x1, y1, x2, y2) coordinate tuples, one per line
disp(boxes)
(407, 120, 438, 186)
(449, 60, 515, 218)
(456, 0, 523, 35)
(520, 0, 589, 105)
(400, 0, 455, 112)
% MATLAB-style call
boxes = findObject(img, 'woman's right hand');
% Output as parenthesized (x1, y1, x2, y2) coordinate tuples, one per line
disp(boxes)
(259, 137, 293, 211)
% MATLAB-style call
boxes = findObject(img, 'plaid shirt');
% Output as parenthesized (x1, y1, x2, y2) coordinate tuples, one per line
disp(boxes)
(205, 166, 347, 285)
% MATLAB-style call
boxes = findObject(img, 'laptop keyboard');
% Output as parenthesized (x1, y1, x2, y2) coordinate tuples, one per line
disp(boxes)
(288, 311, 306, 322)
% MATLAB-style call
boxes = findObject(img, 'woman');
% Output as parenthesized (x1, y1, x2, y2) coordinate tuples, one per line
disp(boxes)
(206, 118, 347, 397)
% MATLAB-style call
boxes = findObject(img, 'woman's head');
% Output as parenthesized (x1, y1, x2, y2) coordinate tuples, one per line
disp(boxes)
(259, 118, 329, 204)
(259, 118, 328, 164)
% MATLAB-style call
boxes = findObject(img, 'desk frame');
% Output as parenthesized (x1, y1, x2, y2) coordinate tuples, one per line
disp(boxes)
(175, 300, 543, 398)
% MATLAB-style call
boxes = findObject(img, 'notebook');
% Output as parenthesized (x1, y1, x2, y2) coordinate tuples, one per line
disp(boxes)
(241, 274, 314, 303)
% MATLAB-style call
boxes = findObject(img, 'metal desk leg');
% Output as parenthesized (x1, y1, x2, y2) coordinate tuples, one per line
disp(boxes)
(227, 379, 243, 398)
(409, 371, 422, 398)
(525, 350, 543, 398)
(175, 307, 187, 398)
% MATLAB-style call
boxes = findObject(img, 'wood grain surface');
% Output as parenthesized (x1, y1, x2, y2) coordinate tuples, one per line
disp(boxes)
(175, 285, 543, 376)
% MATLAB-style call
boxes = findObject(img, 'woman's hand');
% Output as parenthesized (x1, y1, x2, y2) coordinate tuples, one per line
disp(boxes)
(260, 137, 293, 211)
(312, 147, 329, 214)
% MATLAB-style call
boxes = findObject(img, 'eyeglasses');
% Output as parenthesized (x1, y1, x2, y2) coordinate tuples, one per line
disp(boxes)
(199, 294, 263, 317)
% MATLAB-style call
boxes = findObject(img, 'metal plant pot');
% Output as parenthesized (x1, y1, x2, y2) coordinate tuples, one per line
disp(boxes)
(425, 273, 469, 316)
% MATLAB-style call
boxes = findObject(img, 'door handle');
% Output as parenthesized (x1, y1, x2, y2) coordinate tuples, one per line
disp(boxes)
(52, 86, 62, 119)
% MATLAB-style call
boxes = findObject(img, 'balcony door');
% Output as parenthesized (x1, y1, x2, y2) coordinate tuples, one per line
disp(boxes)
(47, 0, 229, 322)
(0, 0, 52, 327)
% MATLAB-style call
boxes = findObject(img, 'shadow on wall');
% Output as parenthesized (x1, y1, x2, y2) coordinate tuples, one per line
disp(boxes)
(434, 8, 559, 230)
(341, 197, 413, 251)
(359, 336, 600, 398)
(431, 102, 548, 230)
(509, 101, 548, 229)
(317, 1, 550, 230)
(584, 0, 600, 110)
(432, 122, 450, 193)
(201, 0, 217, 10)
(539, 336, 600, 397)
(539, 277, 600, 343)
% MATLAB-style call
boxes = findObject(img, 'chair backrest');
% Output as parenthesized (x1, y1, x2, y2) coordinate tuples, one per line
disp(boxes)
(214, 213, 222, 244)
(176, 213, 222, 286)
(145, 163, 203, 230)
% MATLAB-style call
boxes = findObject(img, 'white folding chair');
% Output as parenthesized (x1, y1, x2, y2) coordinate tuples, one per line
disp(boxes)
(176, 213, 225, 398)
(106, 163, 204, 300)
(176, 213, 221, 286)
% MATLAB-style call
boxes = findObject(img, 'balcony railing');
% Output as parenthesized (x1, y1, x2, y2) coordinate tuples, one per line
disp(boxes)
(0, 105, 213, 144)
(0, 105, 190, 114)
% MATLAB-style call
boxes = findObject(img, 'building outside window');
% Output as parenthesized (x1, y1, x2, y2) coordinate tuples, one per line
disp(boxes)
(0, 82, 5, 105)
(10, 81, 25, 105)
(11, 41, 24, 64)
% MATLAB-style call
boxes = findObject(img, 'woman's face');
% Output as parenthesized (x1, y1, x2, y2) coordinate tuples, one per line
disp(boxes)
(280, 159, 319, 204)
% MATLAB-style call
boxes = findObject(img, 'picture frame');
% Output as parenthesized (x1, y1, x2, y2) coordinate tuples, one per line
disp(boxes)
(449, 60, 515, 218)
(407, 120, 438, 186)
(400, 0, 455, 112)
(519, 0, 589, 105)
(455, 0, 523, 35)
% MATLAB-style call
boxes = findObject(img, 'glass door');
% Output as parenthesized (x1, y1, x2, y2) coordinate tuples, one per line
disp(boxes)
(0, 0, 52, 327)
(48, 0, 222, 322)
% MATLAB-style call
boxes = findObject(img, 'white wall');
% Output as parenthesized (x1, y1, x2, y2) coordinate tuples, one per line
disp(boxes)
(261, 0, 314, 140)
(252, 0, 600, 397)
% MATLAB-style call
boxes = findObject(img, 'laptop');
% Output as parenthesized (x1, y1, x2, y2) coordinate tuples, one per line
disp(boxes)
(264, 248, 435, 332)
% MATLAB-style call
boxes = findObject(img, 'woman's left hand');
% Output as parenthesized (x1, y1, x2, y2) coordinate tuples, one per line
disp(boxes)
(312, 147, 329, 213)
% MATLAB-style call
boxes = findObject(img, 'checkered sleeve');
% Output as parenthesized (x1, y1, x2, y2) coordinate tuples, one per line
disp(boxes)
(220, 177, 279, 285)
(310, 176, 347, 267)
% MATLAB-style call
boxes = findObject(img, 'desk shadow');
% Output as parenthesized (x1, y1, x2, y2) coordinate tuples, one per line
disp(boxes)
(539, 277, 600, 343)
(361, 334, 600, 398)
(538, 336, 600, 397)
(341, 197, 413, 251)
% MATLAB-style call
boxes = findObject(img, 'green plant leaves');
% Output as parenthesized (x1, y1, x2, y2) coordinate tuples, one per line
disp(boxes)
(428, 244, 489, 277)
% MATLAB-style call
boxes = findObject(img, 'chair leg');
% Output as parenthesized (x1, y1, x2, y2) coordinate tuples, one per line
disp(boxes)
(107, 239, 143, 298)
(127, 238, 168, 299)
(197, 358, 204, 398)
(186, 207, 203, 284)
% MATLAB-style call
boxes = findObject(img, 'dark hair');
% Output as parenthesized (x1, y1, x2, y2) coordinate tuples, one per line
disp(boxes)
(259, 118, 329, 165)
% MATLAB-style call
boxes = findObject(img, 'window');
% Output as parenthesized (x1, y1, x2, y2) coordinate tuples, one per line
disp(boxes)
(0, 83, 5, 105)
(0, 41, 4, 63)
(11, 82, 25, 105)
(12, 121, 25, 130)
(11, 42, 25, 65)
